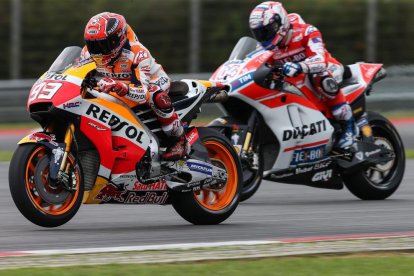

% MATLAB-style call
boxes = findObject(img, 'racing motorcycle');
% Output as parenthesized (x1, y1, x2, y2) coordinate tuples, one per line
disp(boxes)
(209, 37, 405, 201)
(9, 46, 242, 227)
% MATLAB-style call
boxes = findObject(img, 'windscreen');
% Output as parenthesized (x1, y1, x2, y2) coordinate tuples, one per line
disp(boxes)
(228, 37, 259, 61)
(48, 46, 82, 73)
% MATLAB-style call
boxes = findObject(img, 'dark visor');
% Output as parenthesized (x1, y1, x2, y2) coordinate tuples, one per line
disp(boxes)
(251, 21, 280, 43)
(85, 34, 121, 55)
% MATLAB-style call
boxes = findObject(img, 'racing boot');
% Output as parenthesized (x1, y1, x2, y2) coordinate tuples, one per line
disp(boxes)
(332, 103, 357, 149)
(163, 134, 190, 160)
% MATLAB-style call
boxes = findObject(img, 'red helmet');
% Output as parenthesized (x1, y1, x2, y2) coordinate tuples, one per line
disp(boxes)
(84, 12, 127, 66)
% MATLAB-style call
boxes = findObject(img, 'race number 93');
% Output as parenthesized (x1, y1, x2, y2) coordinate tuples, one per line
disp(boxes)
(29, 81, 63, 103)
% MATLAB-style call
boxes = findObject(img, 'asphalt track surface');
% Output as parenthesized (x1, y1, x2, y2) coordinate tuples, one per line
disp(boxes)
(1, 160, 413, 252)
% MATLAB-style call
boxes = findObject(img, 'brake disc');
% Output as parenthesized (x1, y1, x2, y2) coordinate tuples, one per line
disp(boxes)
(33, 155, 71, 205)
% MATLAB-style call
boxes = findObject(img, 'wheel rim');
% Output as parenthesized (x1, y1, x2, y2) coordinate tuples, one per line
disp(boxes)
(25, 146, 80, 215)
(194, 141, 238, 211)
(362, 124, 400, 189)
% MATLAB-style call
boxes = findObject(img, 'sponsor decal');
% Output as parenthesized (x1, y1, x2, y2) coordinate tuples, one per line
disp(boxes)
(124, 192, 168, 204)
(311, 37, 322, 43)
(95, 184, 125, 202)
(51, 147, 64, 164)
(63, 102, 81, 109)
(29, 133, 58, 146)
(107, 19, 120, 34)
(280, 51, 306, 63)
(86, 104, 144, 144)
(295, 166, 313, 174)
(98, 72, 131, 79)
(282, 120, 327, 141)
(238, 73, 252, 84)
(365, 149, 381, 158)
(291, 145, 326, 165)
(135, 50, 149, 64)
(75, 57, 94, 68)
(355, 152, 364, 161)
(187, 162, 213, 175)
(88, 122, 107, 131)
(311, 169, 333, 182)
(186, 128, 199, 145)
(95, 183, 169, 204)
(270, 172, 294, 179)
(153, 77, 169, 87)
(45, 73, 68, 81)
(132, 179, 167, 191)
(313, 160, 331, 170)
(126, 90, 147, 101)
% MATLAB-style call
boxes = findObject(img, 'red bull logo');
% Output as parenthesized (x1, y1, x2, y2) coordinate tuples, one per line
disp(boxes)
(29, 133, 58, 146)
(95, 184, 125, 203)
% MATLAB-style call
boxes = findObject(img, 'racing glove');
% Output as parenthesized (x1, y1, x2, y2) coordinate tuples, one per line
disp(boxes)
(97, 77, 129, 96)
(282, 62, 303, 77)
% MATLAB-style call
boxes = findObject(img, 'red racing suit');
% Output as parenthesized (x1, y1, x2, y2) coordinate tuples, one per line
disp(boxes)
(268, 13, 346, 107)
(81, 25, 183, 137)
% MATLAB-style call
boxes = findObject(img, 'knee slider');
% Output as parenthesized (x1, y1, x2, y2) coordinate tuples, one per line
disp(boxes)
(153, 91, 173, 112)
(321, 77, 339, 98)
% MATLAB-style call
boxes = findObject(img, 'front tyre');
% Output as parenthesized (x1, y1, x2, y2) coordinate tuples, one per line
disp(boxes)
(171, 128, 242, 225)
(344, 112, 405, 200)
(9, 143, 83, 227)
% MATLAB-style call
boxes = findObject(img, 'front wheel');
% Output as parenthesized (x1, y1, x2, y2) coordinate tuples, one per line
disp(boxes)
(171, 128, 242, 225)
(343, 112, 405, 200)
(9, 143, 83, 227)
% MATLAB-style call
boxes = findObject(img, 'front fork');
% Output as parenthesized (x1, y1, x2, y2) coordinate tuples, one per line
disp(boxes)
(59, 123, 75, 174)
(239, 111, 259, 169)
(47, 122, 75, 189)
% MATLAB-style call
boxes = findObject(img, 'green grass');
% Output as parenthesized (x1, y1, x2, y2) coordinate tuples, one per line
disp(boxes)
(0, 122, 38, 130)
(2, 254, 414, 275)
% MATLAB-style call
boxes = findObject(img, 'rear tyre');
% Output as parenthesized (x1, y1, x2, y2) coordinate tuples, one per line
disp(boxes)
(343, 112, 405, 200)
(9, 143, 83, 227)
(171, 128, 242, 225)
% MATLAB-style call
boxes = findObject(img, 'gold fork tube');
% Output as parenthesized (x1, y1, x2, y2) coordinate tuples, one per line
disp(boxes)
(59, 123, 75, 172)
(243, 132, 252, 152)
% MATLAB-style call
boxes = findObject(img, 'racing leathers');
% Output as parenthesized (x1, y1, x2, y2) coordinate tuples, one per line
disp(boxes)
(81, 25, 189, 159)
(268, 14, 357, 149)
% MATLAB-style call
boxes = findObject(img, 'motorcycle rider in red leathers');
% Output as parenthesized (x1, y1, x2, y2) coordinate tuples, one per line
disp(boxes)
(82, 12, 189, 160)
(249, 2, 357, 149)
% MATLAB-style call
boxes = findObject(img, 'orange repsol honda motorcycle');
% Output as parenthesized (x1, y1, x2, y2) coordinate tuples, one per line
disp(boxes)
(9, 47, 242, 227)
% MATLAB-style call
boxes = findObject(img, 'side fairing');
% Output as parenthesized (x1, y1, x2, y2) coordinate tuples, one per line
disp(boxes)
(211, 51, 334, 173)
(77, 98, 151, 179)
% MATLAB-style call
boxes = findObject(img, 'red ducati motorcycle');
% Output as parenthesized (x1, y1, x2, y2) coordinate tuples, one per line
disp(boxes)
(209, 37, 405, 201)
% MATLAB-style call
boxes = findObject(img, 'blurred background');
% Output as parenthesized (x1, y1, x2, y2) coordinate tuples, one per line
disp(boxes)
(0, 0, 414, 122)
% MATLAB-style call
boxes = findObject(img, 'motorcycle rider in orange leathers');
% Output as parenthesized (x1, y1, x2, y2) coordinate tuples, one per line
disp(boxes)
(249, 2, 357, 149)
(82, 12, 189, 160)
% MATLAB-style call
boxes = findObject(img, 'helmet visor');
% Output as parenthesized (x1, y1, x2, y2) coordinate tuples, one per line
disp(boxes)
(251, 21, 280, 43)
(85, 33, 121, 55)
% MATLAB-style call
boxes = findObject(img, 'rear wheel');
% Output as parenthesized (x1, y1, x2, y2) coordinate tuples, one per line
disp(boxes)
(9, 143, 83, 227)
(171, 128, 242, 225)
(343, 112, 405, 200)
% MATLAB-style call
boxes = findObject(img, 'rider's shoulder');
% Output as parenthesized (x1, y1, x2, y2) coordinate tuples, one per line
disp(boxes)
(288, 13, 305, 24)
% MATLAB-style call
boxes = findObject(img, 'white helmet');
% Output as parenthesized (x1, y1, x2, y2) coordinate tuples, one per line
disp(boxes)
(249, 1, 290, 50)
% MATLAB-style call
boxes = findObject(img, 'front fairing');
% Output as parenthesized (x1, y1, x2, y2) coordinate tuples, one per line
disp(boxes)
(27, 47, 96, 110)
